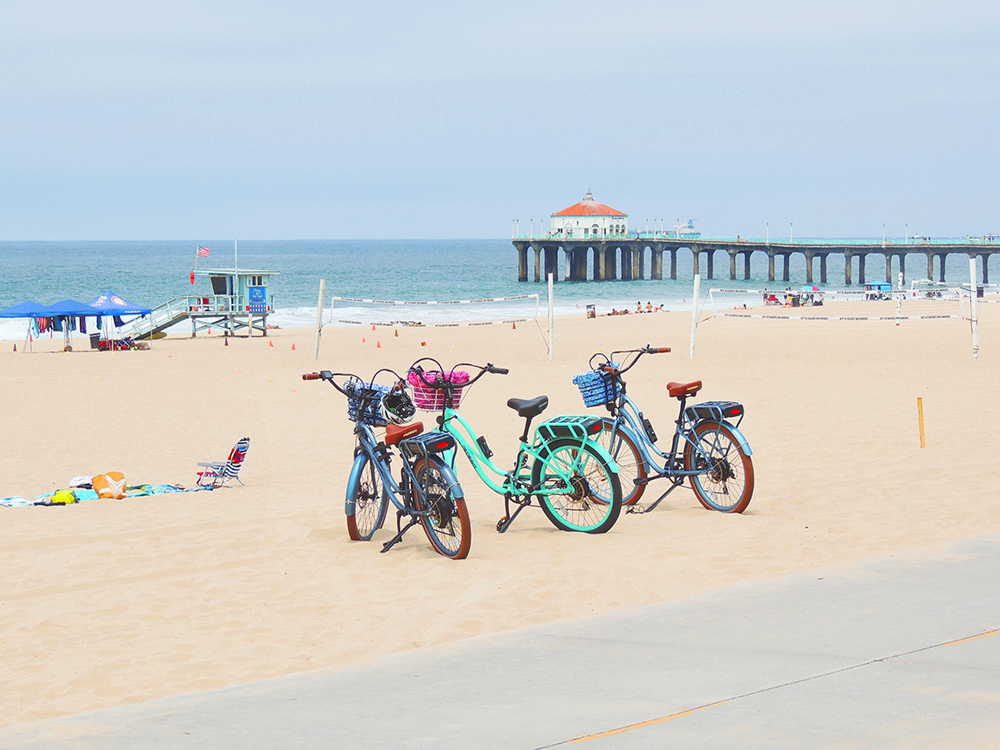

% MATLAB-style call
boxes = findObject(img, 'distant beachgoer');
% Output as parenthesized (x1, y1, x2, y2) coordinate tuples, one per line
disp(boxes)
(645, 302, 652, 312)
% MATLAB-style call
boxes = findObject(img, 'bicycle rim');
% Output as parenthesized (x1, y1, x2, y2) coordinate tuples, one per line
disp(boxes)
(532, 438, 622, 533)
(412, 457, 472, 559)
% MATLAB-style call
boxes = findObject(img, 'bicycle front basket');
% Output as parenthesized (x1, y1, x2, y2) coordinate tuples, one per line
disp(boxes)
(406, 370, 470, 410)
(343, 381, 392, 426)
(571, 363, 621, 407)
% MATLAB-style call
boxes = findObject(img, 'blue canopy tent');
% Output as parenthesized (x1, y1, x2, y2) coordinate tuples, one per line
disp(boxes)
(0, 301, 52, 318)
(88, 290, 153, 346)
(42, 299, 102, 350)
(0, 299, 97, 351)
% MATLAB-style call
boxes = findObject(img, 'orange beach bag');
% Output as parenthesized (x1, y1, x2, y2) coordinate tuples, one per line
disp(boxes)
(93, 472, 127, 499)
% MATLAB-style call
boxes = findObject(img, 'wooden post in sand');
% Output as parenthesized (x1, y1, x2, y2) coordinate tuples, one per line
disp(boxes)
(313, 279, 326, 361)
(917, 397, 925, 448)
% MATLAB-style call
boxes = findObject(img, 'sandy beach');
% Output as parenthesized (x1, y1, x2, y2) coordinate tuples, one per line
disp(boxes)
(1, 306, 998, 728)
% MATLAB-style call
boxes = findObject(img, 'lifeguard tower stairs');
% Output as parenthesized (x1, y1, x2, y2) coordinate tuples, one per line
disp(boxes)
(119, 268, 278, 339)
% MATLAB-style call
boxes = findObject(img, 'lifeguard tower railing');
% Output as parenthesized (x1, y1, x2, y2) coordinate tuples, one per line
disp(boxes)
(117, 292, 276, 339)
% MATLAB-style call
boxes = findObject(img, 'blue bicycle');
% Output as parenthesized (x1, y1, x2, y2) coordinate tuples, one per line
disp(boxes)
(303, 369, 472, 559)
(573, 346, 754, 514)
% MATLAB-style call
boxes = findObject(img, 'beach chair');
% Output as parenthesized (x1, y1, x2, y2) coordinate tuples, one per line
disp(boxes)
(197, 437, 250, 488)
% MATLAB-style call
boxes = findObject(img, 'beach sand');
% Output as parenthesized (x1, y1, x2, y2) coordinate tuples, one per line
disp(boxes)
(1, 306, 998, 727)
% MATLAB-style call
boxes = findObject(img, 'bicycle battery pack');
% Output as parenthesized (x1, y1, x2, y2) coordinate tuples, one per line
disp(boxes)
(685, 401, 744, 423)
(399, 431, 456, 458)
(536, 415, 604, 441)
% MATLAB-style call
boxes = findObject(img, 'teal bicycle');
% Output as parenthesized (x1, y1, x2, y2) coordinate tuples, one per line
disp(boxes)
(407, 359, 623, 534)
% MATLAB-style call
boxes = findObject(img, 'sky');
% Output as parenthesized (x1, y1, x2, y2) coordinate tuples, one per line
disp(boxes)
(1, 0, 998, 240)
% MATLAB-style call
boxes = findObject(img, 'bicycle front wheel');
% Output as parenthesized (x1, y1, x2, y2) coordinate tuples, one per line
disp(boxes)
(683, 422, 754, 513)
(346, 454, 389, 541)
(531, 438, 622, 533)
(412, 457, 472, 559)
(593, 418, 648, 505)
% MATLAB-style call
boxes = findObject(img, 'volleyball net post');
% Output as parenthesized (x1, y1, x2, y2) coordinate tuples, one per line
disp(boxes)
(969, 257, 979, 361)
(313, 278, 325, 360)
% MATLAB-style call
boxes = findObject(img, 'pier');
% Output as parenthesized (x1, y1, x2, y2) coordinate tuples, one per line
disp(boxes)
(513, 236, 997, 284)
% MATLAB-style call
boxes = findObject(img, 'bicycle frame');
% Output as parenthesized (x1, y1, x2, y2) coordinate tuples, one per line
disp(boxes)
(437, 407, 575, 496)
(409, 359, 620, 533)
(594, 348, 753, 513)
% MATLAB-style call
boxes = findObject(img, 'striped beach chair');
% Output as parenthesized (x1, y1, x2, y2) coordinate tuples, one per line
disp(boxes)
(197, 437, 250, 488)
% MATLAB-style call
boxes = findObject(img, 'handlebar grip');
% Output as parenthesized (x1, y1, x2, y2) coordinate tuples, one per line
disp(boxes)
(653, 347, 671, 354)
(302, 373, 321, 380)
(490, 366, 509, 375)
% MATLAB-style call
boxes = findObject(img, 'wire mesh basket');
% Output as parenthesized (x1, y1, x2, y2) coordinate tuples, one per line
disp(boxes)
(343, 380, 391, 426)
(571, 363, 621, 407)
(406, 370, 470, 410)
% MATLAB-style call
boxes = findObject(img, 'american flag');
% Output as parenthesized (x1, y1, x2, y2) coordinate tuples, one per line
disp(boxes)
(197, 246, 211, 257)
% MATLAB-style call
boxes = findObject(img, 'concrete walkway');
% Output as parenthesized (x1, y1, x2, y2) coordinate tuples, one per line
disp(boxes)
(2, 536, 997, 749)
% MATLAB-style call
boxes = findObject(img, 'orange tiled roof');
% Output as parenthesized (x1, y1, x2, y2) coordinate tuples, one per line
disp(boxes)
(551, 190, 627, 218)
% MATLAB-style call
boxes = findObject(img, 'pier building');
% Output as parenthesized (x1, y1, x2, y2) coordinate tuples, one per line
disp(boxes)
(513, 233, 996, 285)
(549, 190, 628, 240)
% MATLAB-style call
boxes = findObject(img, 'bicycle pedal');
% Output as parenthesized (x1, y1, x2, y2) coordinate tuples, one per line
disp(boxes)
(496, 516, 509, 533)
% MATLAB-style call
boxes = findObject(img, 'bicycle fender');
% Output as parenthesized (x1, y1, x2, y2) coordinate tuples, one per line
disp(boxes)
(428, 456, 465, 499)
(698, 420, 753, 456)
(345, 452, 369, 515)
(581, 437, 620, 472)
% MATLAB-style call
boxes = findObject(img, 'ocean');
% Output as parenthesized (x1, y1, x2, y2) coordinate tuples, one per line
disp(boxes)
(0, 239, 980, 340)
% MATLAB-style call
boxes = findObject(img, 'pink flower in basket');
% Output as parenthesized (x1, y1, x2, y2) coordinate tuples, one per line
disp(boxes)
(406, 370, 471, 410)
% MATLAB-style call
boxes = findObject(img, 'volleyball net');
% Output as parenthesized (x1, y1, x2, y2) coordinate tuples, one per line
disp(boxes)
(329, 294, 540, 328)
(707, 286, 968, 321)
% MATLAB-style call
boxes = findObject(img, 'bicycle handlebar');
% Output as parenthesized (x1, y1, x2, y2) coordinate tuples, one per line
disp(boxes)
(409, 359, 507, 391)
(302, 369, 408, 398)
(587, 344, 672, 378)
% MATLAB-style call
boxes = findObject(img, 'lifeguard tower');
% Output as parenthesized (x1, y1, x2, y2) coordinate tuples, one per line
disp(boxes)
(118, 267, 279, 340)
(189, 268, 278, 336)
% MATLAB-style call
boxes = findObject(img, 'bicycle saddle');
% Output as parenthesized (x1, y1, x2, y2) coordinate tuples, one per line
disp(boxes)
(506, 396, 548, 418)
(667, 380, 702, 399)
(385, 421, 423, 445)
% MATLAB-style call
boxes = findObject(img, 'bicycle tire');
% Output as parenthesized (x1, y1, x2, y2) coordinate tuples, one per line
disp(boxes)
(412, 456, 472, 559)
(346, 453, 389, 541)
(531, 438, 622, 533)
(683, 421, 754, 513)
(593, 418, 648, 505)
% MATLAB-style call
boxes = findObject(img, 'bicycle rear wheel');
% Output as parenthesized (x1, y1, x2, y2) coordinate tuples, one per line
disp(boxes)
(412, 456, 472, 559)
(593, 418, 647, 505)
(346, 454, 389, 541)
(531, 438, 622, 533)
(683, 422, 754, 513)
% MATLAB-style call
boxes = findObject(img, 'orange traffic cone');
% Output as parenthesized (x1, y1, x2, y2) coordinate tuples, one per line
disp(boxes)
(376, 341, 381, 348)
(362, 337, 366, 343)
(224, 337, 228, 347)
(372, 324, 376, 331)
(269, 340, 273, 347)
(291, 343, 296, 350)
(512, 322, 516, 330)
(394, 329, 398, 337)
(421, 342, 426, 346)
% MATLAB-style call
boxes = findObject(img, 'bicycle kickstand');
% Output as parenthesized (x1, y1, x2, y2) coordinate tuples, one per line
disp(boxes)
(627, 479, 682, 515)
(496, 493, 529, 534)
(381, 510, 421, 553)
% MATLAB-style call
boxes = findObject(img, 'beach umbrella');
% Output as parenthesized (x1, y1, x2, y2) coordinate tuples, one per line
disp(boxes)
(801, 285, 819, 292)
